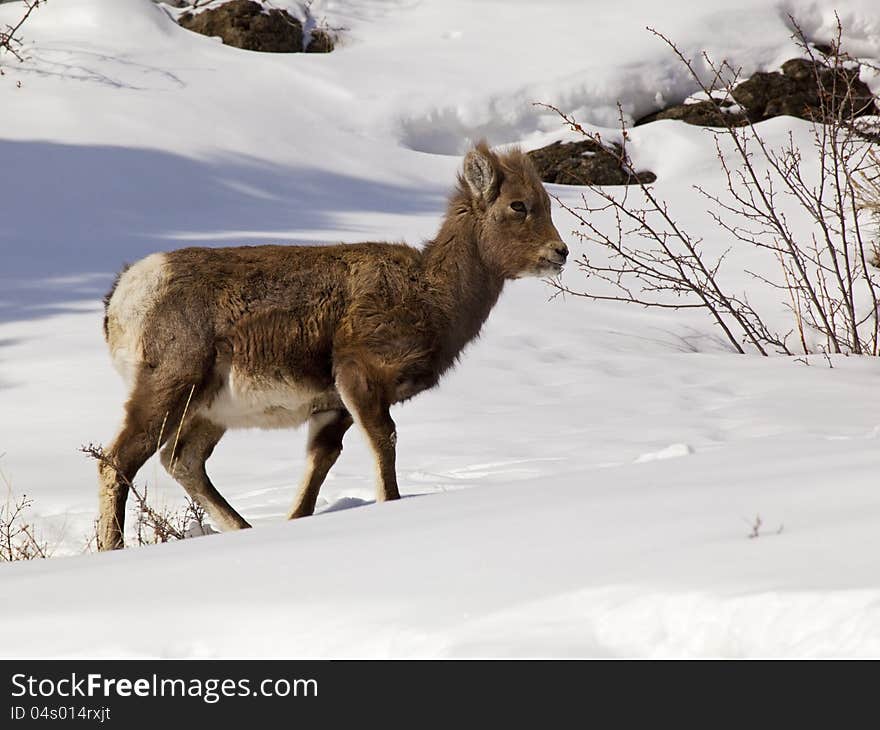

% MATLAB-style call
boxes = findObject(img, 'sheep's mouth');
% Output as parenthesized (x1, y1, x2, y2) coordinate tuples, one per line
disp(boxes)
(538, 257, 565, 273)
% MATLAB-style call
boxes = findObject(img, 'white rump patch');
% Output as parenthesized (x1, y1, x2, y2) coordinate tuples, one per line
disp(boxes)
(105, 252, 169, 385)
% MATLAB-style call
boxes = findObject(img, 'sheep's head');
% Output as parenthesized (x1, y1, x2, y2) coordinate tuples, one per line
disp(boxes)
(460, 142, 568, 279)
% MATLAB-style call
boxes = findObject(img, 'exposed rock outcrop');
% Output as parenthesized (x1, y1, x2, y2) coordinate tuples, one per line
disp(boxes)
(527, 139, 656, 186)
(731, 58, 876, 122)
(178, 0, 304, 53)
(305, 28, 335, 53)
(636, 56, 878, 128)
(636, 99, 748, 128)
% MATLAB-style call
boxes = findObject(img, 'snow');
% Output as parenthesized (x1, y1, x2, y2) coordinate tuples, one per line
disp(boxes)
(1, 0, 880, 657)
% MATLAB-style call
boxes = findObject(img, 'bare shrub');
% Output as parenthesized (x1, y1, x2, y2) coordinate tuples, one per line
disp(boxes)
(746, 513, 784, 539)
(131, 479, 211, 546)
(854, 147, 880, 264)
(80, 520, 100, 555)
(0, 0, 43, 74)
(547, 16, 880, 357)
(81, 444, 214, 547)
(0, 465, 49, 561)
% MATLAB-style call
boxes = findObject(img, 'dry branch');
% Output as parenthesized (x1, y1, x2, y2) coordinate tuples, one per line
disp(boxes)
(0, 466, 48, 561)
(547, 15, 880, 357)
(81, 443, 210, 547)
(0, 0, 43, 69)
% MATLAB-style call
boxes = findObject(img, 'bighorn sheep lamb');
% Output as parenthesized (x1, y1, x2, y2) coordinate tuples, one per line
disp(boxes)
(97, 142, 568, 550)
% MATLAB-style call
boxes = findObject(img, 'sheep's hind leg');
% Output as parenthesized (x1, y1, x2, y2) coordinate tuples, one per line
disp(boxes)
(288, 409, 354, 519)
(97, 420, 159, 551)
(160, 415, 250, 532)
(98, 369, 203, 551)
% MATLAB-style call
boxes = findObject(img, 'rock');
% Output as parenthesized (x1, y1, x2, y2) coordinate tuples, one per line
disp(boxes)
(178, 0, 303, 53)
(730, 71, 803, 120)
(731, 58, 877, 122)
(637, 57, 878, 128)
(763, 94, 815, 119)
(855, 117, 880, 144)
(635, 99, 748, 128)
(779, 58, 819, 82)
(527, 139, 657, 186)
(306, 29, 335, 53)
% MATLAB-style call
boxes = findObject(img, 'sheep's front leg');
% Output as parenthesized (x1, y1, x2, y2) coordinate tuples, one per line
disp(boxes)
(335, 362, 401, 503)
(288, 409, 354, 519)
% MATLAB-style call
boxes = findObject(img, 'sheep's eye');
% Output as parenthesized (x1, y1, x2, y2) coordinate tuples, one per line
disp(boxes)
(510, 201, 527, 214)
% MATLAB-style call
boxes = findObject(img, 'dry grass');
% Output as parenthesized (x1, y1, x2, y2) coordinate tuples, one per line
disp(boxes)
(0, 464, 49, 562)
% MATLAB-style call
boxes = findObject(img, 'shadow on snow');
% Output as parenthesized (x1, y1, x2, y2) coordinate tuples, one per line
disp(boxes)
(0, 140, 444, 323)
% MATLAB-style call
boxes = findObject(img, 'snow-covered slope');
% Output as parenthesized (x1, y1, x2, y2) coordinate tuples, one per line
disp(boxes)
(1, 0, 879, 657)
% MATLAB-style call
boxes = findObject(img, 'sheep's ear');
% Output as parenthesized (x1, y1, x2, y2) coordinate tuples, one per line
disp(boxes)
(463, 144, 499, 201)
